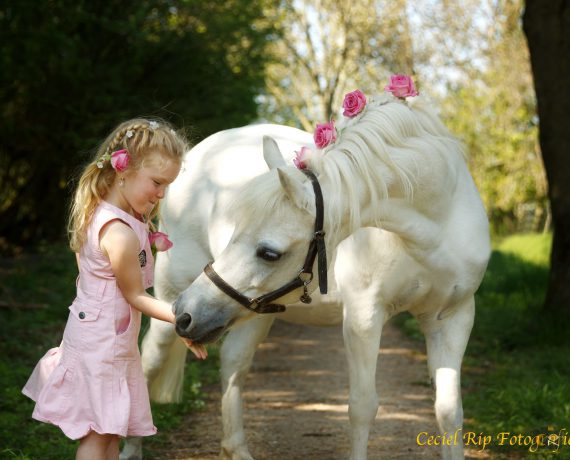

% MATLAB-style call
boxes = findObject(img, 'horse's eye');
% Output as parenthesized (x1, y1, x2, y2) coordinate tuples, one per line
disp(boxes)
(256, 247, 282, 262)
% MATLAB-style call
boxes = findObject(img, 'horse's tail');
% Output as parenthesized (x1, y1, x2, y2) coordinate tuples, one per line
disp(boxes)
(141, 319, 187, 403)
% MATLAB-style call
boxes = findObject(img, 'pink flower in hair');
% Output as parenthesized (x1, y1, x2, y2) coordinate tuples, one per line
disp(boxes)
(293, 146, 312, 170)
(149, 231, 173, 252)
(384, 75, 419, 98)
(342, 90, 367, 117)
(314, 121, 337, 149)
(110, 149, 130, 172)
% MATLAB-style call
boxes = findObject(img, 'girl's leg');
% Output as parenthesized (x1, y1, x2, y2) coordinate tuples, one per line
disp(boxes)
(106, 436, 120, 460)
(76, 431, 116, 460)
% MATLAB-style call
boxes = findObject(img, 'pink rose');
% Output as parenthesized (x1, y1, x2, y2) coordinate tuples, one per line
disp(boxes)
(342, 89, 367, 117)
(149, 231, 173, 252)
(110, 149, 130, 172)
(293, 146, 312, 170)
(384, 75, 419, 98)
(313, 121, 337, 149)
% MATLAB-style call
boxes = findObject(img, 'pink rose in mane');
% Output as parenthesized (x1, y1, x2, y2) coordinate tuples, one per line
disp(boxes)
(149, 231, 173, 252)
(384, 75, 419, 98)
(293, 146, 312, 170)
(342, 90, 367, 117)
(110, 149, 130, 172)
(314, 121, 337, 149)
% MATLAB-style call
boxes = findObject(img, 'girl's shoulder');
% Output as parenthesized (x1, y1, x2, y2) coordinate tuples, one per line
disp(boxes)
(95, 201, 146, 227)
(89, 201, 149, 248)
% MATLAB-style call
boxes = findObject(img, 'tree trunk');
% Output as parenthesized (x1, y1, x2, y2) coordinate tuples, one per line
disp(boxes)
(523, 0, 570, 310)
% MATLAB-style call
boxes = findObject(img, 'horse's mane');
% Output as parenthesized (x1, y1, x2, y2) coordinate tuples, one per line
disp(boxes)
(232, 94, 465, 240)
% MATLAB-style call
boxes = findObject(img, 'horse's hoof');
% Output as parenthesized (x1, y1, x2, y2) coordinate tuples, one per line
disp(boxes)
(219, 445, 255, 460)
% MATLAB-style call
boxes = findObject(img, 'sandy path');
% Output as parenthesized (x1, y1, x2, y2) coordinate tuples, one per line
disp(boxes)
(149, 320, 489, 460)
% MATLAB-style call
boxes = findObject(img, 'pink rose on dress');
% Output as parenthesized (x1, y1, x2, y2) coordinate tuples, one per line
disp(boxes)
(110, 149, 130, 172)
(149, 231, 173, 252)
(342, 90, 367, 117)
(384, 75, 419, 98)
(293, 146, 312, 170)
(313, 121, 337, 149)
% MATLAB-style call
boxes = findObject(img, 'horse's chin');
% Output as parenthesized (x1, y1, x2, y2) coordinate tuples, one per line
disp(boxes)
(175, 324, 229, 344)
(197, 325, 228, 344)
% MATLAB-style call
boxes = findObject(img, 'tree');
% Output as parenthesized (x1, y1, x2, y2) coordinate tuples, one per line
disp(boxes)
(523, 0, 570, 310)
(260, 0, 415, 131)
(437, 0, 547, 233)
(0, 0, 273, 251)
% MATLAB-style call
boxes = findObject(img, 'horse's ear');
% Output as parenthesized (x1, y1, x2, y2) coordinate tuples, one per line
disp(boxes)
(263, 136, 287, 170)
(277, 168, 314, 214)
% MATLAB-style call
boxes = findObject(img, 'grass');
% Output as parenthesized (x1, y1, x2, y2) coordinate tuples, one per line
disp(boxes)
(0, 242, 220, 460)
(398, 233, 570, 459)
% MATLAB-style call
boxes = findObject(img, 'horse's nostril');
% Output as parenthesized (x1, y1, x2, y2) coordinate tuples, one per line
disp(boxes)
(176, 312, 192, 330)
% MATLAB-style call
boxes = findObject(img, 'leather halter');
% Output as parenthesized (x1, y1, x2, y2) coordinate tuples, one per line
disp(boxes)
(204, 169, 328, 314)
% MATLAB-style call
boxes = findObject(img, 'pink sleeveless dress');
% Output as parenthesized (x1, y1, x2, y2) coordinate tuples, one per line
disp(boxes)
(22, 201, 157, 440)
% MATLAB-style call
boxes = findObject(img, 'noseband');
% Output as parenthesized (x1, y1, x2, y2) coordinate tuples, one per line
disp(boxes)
(203, 169, 327, 314)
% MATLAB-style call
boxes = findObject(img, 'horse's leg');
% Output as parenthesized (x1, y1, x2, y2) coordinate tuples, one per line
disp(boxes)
(342, 293, 384, 460)
(120, 319, 184, 460)
(120, 436, 143, 460)
(422, 296, 475, 460)
(220, 315, 275, 460)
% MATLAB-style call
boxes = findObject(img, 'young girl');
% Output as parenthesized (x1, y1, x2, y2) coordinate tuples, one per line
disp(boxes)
(22, 118, 207, 459)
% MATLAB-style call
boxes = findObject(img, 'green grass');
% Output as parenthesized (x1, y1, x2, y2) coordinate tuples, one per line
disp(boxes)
(398, 233, 570, 459)
(0, 242, 220, 460)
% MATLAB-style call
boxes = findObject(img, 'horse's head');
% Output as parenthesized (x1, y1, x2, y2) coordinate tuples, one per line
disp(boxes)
(173, 137, 323, 343)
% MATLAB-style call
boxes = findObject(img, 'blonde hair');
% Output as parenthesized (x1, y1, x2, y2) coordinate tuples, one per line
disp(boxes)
(68, 118, 189, 252)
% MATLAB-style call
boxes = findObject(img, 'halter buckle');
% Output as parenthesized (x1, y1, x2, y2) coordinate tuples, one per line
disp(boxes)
(300, 284, 312, 304)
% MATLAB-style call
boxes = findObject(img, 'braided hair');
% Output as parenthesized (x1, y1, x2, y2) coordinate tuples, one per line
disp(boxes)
(68, 118, 189, 252)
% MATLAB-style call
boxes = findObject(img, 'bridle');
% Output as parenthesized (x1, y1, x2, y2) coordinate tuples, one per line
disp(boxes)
(203, 169, 328, 314)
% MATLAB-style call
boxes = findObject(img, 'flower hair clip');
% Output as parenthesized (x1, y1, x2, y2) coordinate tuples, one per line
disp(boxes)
(384, 74, 419, 100)
(293, 146, 312, 170)
(314, 120, 337, 149)
(343, 90, 367, 117)
(149, 231, 173, 257)
(97, 148, 130, 171)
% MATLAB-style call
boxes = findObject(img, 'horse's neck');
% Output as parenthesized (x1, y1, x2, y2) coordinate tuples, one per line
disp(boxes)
(321, 150, 457, 250)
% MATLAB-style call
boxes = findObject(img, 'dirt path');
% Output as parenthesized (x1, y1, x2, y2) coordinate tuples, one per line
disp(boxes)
(151, 320, 489, 460)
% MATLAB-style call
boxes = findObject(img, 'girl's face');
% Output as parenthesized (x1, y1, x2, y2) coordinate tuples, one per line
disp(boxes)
(121, 152, 181, 217)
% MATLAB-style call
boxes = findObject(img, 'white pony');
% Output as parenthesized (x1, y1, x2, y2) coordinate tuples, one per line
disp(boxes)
(122, 93, 490, 460)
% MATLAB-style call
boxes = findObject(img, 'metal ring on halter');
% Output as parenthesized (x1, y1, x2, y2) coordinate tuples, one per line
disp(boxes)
(298, 270, 313, 285)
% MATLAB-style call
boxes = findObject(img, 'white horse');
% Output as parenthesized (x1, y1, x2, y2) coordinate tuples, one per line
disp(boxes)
(122, 94, 490, 460)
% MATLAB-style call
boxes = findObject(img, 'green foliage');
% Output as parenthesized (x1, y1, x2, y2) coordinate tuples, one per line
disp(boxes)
(0, 0, 273, 249)
(0, 243, 220, 459)
(495, 233, 552, 266)
(440, 1, 547, 235)
(463, 233, 570, 458)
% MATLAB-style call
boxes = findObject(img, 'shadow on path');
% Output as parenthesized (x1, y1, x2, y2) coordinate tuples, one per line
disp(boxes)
(151, 320, 490, 459)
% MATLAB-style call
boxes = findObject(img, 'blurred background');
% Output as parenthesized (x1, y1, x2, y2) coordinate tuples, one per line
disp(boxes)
(0, 0, 549, 247)
(1, 1, 569, 459)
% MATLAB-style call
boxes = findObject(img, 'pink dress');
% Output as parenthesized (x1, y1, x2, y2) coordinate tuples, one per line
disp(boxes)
(22, 201, 157, 440)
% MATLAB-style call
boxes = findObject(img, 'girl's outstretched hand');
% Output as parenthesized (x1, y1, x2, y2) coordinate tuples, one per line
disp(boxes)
(181, 338, 208, 360)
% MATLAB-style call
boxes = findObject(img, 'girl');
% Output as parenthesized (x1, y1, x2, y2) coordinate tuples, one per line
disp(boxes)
(22, 118, 207, 459)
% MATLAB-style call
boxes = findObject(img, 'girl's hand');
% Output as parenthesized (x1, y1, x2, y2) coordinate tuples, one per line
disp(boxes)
(181, 338, 208, 360)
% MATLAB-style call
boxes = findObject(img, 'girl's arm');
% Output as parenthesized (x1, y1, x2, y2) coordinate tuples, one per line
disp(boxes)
(100, 220, 207, 359)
